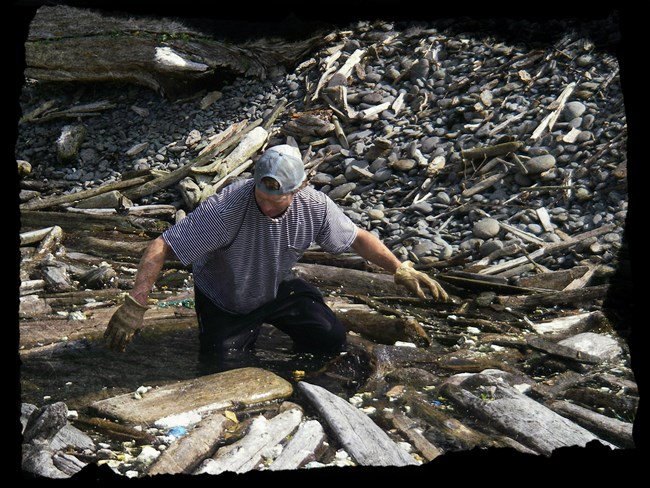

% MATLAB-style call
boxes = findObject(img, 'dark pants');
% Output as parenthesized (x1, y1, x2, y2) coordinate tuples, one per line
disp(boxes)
(194, 278, 347, 369)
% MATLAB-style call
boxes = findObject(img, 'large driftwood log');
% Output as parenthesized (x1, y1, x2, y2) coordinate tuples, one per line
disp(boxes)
(19, 176, 151, 211)
(293, 262, 405, 297)
(25, 5, 330, 97)
(327, 299, 431, 347)
(88, 367, 293, 425)
(496, 284, 610, 309)
(440, 371, 610, 455)
(296, 381, 418, 467)
(400, 389, 524, 453)
(547, 400, 634, 449)
(20, 210, 171, 235)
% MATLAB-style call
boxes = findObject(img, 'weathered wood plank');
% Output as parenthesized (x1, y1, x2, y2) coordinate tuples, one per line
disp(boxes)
(496, 285, 610, 309)
(527, 336, 602, 364)
(147, 413, 235, 475)
(268, 419, 327, 471)
(20, 210, 171, 235)
(89, 368, 293, 424)
(383, 411, 442, 462)
(547, 400, 634, 449)
(194, 408, 303, 475)
(440, 371, 611, 455)
(478, 224, 616, 276)
(296, 381, 418, 466)
(401, 389, 512, 452)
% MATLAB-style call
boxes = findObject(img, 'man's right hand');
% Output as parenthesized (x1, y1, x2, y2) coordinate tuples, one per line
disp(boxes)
(104, 295, 148, 352)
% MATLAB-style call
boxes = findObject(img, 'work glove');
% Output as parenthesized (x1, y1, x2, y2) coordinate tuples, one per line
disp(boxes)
(104, 295, 148, 352)
(394, 261, 449, 302)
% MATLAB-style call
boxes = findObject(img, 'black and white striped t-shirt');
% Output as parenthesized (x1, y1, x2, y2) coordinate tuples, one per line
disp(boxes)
(162, 179, 358, 314)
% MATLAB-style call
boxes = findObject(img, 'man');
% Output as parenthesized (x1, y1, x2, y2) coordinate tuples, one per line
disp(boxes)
(104, 144, 448, 362)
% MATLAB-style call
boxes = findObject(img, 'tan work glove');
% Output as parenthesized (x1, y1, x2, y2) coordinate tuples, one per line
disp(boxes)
(104, 295, 148, 352)
(394, 261, 449, 302)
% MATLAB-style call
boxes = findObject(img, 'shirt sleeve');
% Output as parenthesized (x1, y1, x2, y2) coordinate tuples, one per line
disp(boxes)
(162, 197, 231, 266)
(315, 195, 359, 253)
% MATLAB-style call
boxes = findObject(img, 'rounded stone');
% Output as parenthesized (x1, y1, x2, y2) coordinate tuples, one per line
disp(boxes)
(473, 218, 500, 239)
(389, 159, 417, 172)
(525, 154, 556, 174)
(479, 239, 503, 256)
(328, 182, 357, 200)
(563, 101, 586, 120)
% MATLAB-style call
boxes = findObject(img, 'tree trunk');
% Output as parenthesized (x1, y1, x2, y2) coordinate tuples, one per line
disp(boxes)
(24, 5, 330, 98)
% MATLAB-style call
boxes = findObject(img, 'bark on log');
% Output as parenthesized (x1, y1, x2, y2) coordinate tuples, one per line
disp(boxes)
(299, 251, 371, 270)
(25, 5, 329, 97)
(401, 389, 512, 452)
(70, 236, 150, 260)
(72, 415, 156, 444)
(562, 387, 638, 421)
(512, 266, 591, 291)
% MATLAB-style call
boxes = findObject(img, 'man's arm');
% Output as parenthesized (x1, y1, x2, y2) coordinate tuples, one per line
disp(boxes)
(350, 228, 402, 273)
(351, 228, 449, 301)
(104, 236, 177, 351)
(130, 236, 176, 305)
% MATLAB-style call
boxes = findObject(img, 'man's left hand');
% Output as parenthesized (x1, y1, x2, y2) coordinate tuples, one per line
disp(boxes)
(394, 261, 449, 301)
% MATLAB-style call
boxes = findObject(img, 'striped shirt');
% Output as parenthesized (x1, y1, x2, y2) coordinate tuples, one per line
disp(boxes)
(162, 179, 358, 314)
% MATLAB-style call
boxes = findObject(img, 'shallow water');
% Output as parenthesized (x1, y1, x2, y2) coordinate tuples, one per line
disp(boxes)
(19, 322, 361, 414)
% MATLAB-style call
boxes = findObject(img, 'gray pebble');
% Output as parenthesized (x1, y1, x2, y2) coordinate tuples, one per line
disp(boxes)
(473, 218, 500, 239)
(479, 239, 503, 256)
(563, 101, 586, 120)
(328, 182, 357, 200)
(410, 201, 433, 214)
(525, 154, 556, 174)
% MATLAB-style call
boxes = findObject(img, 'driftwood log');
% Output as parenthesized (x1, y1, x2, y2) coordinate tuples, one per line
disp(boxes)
(194, 408, 304, 475)
(24, 5, 330, 98)
(147, 413, 236, 476)
(439, 371, 612, 456)
(296, 381, 418, 467)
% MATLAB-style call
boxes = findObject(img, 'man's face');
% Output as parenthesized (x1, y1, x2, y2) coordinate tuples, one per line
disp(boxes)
(254, 187, 295, 218)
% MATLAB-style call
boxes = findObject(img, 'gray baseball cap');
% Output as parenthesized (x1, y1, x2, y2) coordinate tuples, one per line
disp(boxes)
(254, 145, 306, 195)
